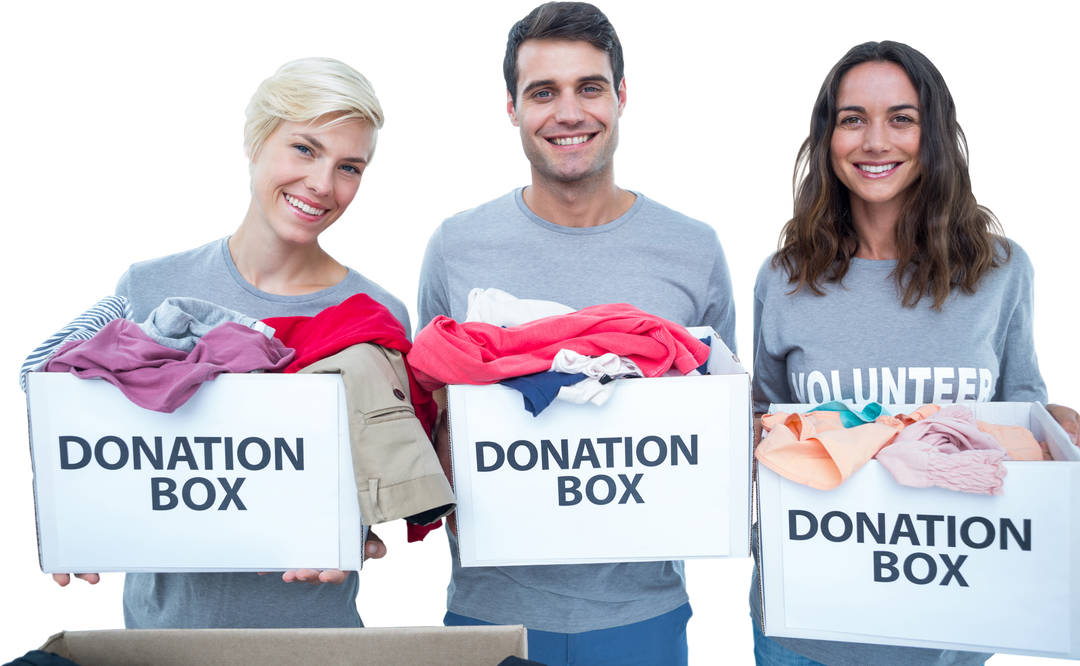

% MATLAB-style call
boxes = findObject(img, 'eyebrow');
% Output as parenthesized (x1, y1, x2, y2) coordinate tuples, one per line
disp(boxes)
(294, 133, 368, 164)
(838, 104, 918, 114)
(520, 74, 612, 97)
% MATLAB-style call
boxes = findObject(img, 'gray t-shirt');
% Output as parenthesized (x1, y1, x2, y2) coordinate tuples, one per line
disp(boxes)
(116, 236, 410, 629)
(750, 241, 1045, 666)
(418, 187, 737, 633)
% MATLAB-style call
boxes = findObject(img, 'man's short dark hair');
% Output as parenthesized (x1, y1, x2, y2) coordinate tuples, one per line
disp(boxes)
(503, 2, 624, 106)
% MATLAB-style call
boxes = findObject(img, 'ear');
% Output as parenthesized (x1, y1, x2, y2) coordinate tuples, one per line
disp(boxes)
(507, 91, 519, 127)
(617, 78, 627, 117)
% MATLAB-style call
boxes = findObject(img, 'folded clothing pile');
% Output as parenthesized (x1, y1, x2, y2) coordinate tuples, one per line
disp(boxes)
(755, 402, 1045, 495)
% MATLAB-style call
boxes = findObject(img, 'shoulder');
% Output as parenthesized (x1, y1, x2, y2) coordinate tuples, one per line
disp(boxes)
(754, 253, 788, 294)
(340, 271, 411, 333)
(1001, 238, 1033, 274)
(635, 194, 718, 240)
(982, 237, 1034, 291)
(122, 238, 225, 279)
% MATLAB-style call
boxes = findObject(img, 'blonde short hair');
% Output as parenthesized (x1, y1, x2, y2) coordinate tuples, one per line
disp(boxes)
(244, 57, 385, 161)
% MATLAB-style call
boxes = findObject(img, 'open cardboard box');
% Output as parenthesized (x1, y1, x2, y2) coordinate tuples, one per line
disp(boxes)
(756, 401, 1080, 660)
(26, 373, 366, 573)
(35, 625, 528, 666)
(448, 328, 752, 567)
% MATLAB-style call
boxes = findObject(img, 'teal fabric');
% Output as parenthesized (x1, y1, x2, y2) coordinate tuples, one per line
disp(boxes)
(807, 401, 890, 427)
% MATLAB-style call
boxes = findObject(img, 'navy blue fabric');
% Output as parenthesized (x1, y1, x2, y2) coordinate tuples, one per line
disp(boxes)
(3, 652, 82, 666)
(500, 371, 588, 416)
(696, 336, 711, 375)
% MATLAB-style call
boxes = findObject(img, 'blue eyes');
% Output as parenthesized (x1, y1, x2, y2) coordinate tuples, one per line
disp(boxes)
(293, 144, 361, 175)
(532, 85, 604, 100)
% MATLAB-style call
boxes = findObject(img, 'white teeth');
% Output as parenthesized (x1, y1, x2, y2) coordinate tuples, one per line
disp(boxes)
(858, 163, 898, 174)
(550, 135, 593, 146)
(286, 194, 326, 216)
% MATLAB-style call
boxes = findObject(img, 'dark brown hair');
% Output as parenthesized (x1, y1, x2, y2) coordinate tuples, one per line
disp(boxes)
(774, 40, 1008, 309)
(504, 2, 624, 106)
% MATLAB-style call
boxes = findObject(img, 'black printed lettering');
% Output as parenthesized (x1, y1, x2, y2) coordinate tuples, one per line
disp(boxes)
(541, 439, 569, 470)
(671, 435, 697, 465)
(789, 510, 817, 541)
(476, 441, 504, 472)
(238, 437, 270, 471)
(151, 477, 178, 510)
(618, 473, 644, 504)
(821, 511, 853, 542)
(939, 554, 968, 587)
(961, 517, 995, 549)
(217, 477, 247, 510)
(274, 437, 304, 471)
(182, 477, 216, 511)
(558, 476, 582, 506)
(903, 552, 937, 585)
(133, 436, 163, 470)
(59, 436, 91, 470)
(636, 435, 667, 467)
(874, 551, 899, 582)
(167, 437, 198, 470)
(585, 475, 616, 505)
(508, 440, 538, 471)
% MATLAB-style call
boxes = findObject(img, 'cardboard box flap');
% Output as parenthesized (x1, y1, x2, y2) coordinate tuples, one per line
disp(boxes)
(39, 626, 528, 666)
(684, 326, 745, 376)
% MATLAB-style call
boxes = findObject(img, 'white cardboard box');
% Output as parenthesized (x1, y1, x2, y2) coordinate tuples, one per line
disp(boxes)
(26, 372, 365, 573)
(756, 401, 1080, 660)
(448, 330, 752, 566)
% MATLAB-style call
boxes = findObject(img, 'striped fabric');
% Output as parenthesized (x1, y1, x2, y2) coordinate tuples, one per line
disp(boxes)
(19, 295, 133, 391)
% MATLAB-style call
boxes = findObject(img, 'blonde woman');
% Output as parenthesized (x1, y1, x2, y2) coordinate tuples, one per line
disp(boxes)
(55, 57, 405, 629)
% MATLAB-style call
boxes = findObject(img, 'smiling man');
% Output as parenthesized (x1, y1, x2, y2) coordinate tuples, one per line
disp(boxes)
(416, 3, 736, 664)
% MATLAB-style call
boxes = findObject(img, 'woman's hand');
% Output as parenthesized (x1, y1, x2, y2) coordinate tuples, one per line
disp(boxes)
(270, 530, 387, 585)
(1047, 404, 1080, 445)
(52, 573, 100, 586)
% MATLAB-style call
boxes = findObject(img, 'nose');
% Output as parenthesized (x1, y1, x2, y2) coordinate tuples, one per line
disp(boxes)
(553, 92, 587, 125)
(305, 161, 335, 197)
(862, 120, 891, 154)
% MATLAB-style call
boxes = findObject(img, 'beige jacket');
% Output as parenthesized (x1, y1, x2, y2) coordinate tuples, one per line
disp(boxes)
(300, 343, 455, 526)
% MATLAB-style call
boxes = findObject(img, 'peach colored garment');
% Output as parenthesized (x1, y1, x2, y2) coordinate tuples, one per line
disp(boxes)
(756, 411, 898, 490)
(758, 404, 1047, 491)
(872, 404, 941, 430)
(976, 420, 1044, 461)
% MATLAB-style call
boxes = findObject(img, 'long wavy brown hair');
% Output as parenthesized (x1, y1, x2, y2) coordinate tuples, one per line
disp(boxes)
(774, 41, 1008, 310)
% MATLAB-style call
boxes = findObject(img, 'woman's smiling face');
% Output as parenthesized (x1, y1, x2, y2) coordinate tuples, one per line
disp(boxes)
(249, 115, 374, 247)
(830, 61, 922, 212)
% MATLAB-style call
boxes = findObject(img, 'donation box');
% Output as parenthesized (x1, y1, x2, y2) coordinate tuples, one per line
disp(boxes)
(756, 401, 1080, 660)
(26, 373, 365, 573)
(448, 330, 752, 567)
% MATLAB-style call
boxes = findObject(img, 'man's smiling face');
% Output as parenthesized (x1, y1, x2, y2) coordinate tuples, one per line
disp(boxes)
(508, 38, 625, 186)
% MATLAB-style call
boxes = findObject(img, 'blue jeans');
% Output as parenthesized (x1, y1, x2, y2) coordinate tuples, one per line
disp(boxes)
(753, 622, 826, 666)
(445, 603, 691, 666)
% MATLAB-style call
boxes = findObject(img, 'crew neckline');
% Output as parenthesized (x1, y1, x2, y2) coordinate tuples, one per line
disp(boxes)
(514, 187, 644, 235)
(219, 236, 353, 303)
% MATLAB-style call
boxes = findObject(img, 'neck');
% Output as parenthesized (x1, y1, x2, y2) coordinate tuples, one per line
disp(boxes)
(523, 165, 635, 228)
(850, 196, 902, 261)
(229, 200, 347, 296)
